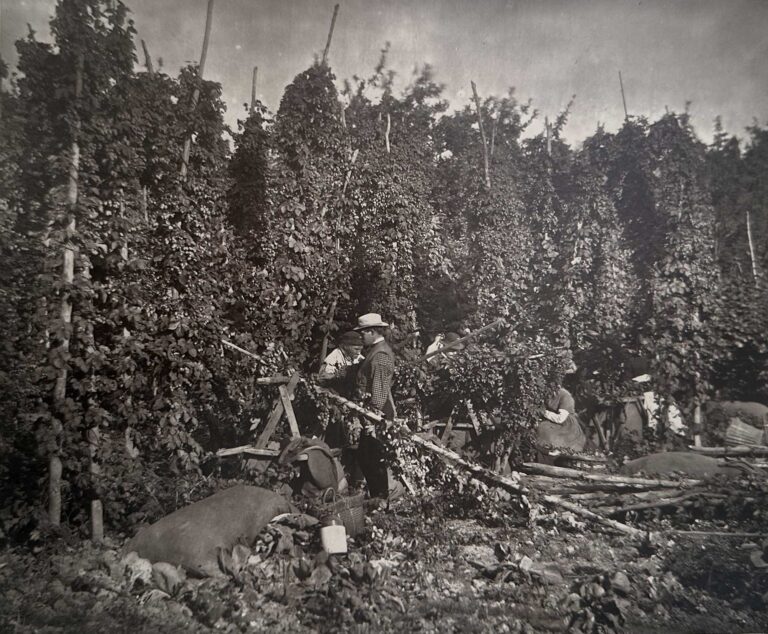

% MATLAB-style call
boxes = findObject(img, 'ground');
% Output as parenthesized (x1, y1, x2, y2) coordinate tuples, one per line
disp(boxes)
(1, 492, 766, 633)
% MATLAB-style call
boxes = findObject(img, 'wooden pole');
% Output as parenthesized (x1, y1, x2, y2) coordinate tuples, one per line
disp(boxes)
(545, 116, 552, 156)
(412, 318, 504, 365)
(141, 39, 154, 75)
(520, 462, 700, 488)
(746, 210, 759, 281)
(384, 112, 391, 154)
(88, 428, 103, 543)
(222, 338, 263, 362)
(250, 65, 258, 114)
(342, 149, 359, 197)
(693, 404, 702, 447)
(321, 4, 340, 66)
(470, 81, 491, 189)
(543, 494, 643, 537)
(180, 0, 215, 180)
(618, 71, 628, 120)
(141, 186, 148, 222)
(198, 0, 214, 80)
(489, 104, 498, 157)
(318, 299, 338, 369)
(50, 51, 85, 527)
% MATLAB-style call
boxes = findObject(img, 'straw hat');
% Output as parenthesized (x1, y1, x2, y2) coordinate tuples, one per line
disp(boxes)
(354, 313, 389, 330)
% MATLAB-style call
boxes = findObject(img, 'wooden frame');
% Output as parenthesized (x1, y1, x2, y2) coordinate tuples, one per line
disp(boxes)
(216, 372, 301, 459)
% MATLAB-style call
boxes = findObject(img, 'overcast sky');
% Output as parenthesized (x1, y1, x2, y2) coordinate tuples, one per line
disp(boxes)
(2, 0, 767, 145)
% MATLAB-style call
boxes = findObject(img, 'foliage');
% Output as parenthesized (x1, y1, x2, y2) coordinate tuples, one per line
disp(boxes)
(1, 0, 767, 539)
(644, 114, 720, 413)
(247, 63, 351, 365)
(227, 103, 270, 234)
(343, 61, 446, 335)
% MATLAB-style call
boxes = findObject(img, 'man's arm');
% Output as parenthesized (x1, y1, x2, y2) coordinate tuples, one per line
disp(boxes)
(318, 349, 343, 382)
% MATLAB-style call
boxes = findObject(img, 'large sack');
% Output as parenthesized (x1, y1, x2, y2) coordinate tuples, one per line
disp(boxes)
(124, 485, 291, 577)
(703, 401, 768, 445)
(620, 452, 743, 478)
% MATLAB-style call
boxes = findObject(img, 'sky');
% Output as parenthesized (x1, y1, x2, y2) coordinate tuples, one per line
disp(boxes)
(2, 0, 767, 146)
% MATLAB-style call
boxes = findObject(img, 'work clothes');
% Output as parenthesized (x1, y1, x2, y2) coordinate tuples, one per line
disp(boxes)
(319, 347, 363, 381)
(355, 339, 397, 418)
(537, 387, 587, 454)
(355, 339, 397, 497)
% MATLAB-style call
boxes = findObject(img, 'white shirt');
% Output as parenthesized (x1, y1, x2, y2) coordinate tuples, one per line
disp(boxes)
(319, 347, 363, 380)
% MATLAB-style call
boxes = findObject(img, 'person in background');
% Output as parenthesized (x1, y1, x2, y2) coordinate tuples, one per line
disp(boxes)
(318, 330, 364, 395)
(353, 313, 399, 499)
(426, 331, 465, 367)
(536, 360, 587, 463)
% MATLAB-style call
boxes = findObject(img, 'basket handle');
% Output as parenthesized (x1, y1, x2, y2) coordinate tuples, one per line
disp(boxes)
(321, 487, 337, 504)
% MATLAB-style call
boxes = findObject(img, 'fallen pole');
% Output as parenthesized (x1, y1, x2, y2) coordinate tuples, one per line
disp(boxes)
(543, 494, 643, 537)
(217, 445, 280, 458)
(309, 383, 641, 536)
(410, 435, 528, 497)
(606, 492, 728, 517)
(413, 318, 505, 365)
(520, 462, 700, 489)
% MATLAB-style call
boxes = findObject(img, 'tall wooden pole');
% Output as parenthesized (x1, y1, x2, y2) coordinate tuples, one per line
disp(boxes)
(318, 299, 338, 369)
(384, 113, 391, 154)
(545, 116, 552, 156)
(321, 4, 340, 66)
(50, 51, 85, 527)
(140, 39, 154, 74)
(140, 40, 153, 220)
(746, 210, 759, 281)
(489, 104, 499, 157)
(180, 0, 215, 180)
(618, 71, 628, 120)
(250, 65, 258, 114)
(470, 81, 491, 190)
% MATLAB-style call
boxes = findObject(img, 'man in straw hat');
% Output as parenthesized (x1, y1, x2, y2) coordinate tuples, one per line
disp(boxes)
(352, 313, 399, 498)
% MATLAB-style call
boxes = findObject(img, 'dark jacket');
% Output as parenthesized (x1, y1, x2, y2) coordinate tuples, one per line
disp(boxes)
(355, 339, 397, 418)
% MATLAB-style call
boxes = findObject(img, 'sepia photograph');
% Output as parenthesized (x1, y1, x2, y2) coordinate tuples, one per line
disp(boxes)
(0, 0, 767, 631)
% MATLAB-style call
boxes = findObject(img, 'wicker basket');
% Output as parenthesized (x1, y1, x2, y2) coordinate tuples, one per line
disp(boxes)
(725, 418, 765, 447)
(319, 489, 365, 537)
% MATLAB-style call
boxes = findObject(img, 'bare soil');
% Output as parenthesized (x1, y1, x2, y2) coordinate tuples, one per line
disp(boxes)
(1, 495, 766, 633)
